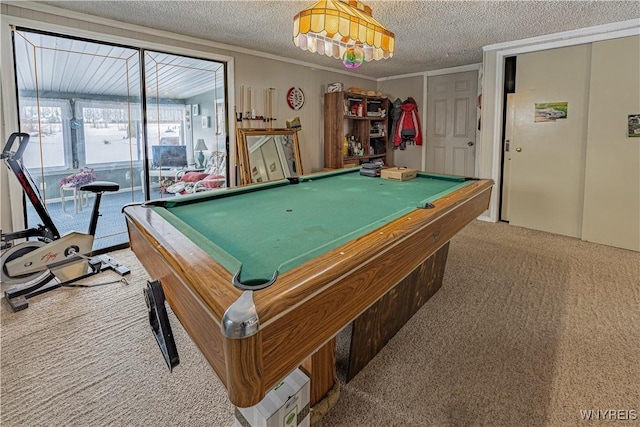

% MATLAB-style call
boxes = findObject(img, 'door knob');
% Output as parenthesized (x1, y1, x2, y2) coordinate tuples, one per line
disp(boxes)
(467, 141, 474, 146)
(516, 147, 522, 152)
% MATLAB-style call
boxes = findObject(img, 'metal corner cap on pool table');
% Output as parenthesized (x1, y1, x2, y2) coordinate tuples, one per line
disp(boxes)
(222, 290, 260, 338)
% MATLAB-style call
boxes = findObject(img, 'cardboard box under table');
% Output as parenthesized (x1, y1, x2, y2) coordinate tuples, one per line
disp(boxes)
(235, 369, 310, 427)
(381, 167, 417, 181)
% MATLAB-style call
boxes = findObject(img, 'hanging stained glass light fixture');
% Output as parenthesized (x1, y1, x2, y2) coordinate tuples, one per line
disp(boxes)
(293, 0, 395, 67)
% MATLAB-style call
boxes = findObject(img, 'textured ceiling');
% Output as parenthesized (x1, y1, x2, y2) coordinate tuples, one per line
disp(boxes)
(32, 1, 640, 79)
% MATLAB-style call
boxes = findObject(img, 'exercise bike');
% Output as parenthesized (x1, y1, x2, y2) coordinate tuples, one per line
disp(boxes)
(1, 132, 129, 312)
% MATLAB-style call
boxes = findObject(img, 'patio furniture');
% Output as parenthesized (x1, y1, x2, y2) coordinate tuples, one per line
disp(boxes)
(166, 151, 226, 195)
(59, 168, 97, 213)
(60, 183, 90, 213)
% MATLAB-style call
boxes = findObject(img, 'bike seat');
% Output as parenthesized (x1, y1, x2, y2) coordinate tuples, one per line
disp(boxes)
(80, 181, 119, 193)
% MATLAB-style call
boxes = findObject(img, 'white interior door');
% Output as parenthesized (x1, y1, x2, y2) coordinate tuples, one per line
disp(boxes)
(507, 45, 590, 238)
(426, 71, 477, 176)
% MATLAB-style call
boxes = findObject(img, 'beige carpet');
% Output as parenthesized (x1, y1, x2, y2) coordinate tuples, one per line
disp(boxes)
(1, 221, 638, 426)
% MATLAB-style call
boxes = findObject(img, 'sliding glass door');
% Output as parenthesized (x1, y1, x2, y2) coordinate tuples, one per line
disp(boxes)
(143, 51, 227, 198)
(11, 29, 227, 251)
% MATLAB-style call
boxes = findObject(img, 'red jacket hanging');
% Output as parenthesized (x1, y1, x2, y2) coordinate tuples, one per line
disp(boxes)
(393, 98, 422, 147)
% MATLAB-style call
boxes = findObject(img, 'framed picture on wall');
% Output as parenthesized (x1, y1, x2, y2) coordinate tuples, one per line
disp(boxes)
(628, 114, 640, 137)
(185, 105, 191, 129)
(192, 104, 200, 116)
(534, 102, 567, 123)
(202, 116, 209, 128)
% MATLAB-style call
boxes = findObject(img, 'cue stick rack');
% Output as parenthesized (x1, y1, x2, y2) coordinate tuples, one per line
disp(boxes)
(234, 85, 277, 183)
(236, 86, 276, 129)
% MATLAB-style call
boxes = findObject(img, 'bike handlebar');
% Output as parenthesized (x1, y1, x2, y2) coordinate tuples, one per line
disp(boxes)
(1, 132, 30, 161)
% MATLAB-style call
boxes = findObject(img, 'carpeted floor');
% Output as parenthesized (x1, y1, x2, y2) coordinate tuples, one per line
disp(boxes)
(1, 221, 638, 426)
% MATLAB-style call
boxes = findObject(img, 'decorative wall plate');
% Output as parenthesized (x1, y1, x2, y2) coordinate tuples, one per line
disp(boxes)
(287, 87, 305, 110)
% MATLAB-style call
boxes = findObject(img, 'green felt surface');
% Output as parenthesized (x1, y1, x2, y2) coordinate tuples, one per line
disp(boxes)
(152, 169, 471, 285)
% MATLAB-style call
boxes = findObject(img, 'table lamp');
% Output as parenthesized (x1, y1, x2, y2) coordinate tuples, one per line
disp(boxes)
(195, 139, 208, 168)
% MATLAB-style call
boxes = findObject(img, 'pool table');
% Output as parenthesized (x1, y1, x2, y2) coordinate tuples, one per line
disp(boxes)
(123, 168, 493, 409)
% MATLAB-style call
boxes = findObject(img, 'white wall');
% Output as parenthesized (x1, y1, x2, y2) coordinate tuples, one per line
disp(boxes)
(377, 76, 424, 170)
(0, 67, 10, 233)
(233, 55, 376, 175)
(187, 90, 218, 163)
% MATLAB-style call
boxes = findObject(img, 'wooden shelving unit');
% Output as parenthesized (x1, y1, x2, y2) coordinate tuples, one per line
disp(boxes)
(324, 91, 390, 169)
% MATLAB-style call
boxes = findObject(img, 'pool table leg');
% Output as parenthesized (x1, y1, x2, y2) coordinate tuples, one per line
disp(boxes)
(300, 337, 341, 424)
(346, 242, 450, 381)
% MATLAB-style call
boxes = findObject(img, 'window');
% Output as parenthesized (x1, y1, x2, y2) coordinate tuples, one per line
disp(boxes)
(76, 100, 143, 165)
(18, 98, 70, 169)
(145, 103, 185, 148)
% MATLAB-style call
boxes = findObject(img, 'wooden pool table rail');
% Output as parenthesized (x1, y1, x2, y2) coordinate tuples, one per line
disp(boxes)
(124, 177, 493, 407)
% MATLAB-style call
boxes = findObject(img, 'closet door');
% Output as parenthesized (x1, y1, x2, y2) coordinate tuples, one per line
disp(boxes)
(426, 71, 477, 176)
(582, 36, 640, 251)
(507, 44, 590, 238)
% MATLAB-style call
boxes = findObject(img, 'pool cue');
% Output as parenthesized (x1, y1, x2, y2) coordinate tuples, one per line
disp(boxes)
(248, 87, 252, 122)
(240, 85, 245, 128)
(268, 88, 275, 129)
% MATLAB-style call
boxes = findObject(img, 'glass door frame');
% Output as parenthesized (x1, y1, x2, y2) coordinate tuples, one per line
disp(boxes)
(1, 13, 236, 249)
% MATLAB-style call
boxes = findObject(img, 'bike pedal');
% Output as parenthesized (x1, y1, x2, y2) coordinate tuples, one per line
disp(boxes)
(88, 257, 102, 272)
(115, 265, 130, 276)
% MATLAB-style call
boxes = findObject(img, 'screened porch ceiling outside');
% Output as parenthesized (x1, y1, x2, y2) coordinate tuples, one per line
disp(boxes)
(13, 30, 223, 100)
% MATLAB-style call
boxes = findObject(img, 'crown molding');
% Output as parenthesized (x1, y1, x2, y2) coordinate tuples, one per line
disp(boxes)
(483, 18, 640, 52)
(377, 63, 481, 82)
(425, 63, 482, 77)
